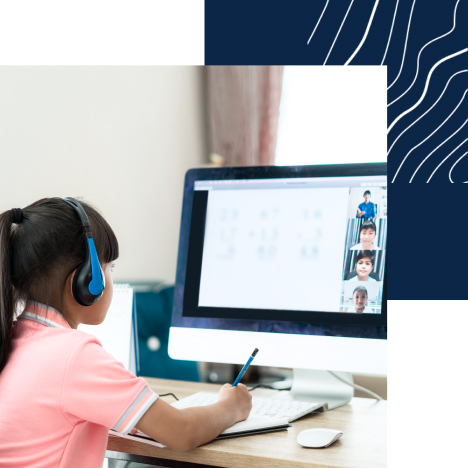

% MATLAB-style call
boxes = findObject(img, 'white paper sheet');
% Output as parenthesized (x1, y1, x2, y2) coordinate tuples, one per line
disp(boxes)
(79, 284, 135, 371)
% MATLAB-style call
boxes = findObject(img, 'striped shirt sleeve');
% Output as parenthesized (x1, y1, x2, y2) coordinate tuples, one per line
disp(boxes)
(61, 335, 158, 433)
(111, 386, 158, 434)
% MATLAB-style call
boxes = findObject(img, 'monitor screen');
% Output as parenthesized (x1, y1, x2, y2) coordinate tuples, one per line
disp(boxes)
(172, 164, 387, 341)
(196, 177, 386, 314)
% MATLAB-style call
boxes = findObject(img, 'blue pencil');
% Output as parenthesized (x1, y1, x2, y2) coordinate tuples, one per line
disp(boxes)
(232, 348, 259, 386)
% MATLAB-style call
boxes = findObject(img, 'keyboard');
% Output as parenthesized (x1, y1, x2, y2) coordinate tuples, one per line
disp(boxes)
(171, 391, 325, 423)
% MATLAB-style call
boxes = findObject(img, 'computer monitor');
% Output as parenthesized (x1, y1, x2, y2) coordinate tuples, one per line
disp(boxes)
(169, 164, 387, 409)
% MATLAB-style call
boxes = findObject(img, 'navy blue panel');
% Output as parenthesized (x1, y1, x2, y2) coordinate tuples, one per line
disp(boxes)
(389, 184, 468, 300)
(205, 0, 468, 299)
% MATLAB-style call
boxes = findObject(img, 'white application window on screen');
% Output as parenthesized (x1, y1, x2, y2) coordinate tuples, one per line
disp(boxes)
(196, 176, 387, 314)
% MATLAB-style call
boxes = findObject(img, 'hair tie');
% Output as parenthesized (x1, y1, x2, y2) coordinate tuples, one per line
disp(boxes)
(11, 208, 24, 224)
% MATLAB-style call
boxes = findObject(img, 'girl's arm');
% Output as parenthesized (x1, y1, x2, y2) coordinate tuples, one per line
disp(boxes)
(136, 383, 252, 451)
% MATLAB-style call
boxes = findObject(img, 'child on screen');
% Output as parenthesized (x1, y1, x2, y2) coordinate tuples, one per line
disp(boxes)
(0, 198, 251, 468)
(347, 286, 373, 313)
(350, 220, 381, 251)
(348, 251, 376, 282)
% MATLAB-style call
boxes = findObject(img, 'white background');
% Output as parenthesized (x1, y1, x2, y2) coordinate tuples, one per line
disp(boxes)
(388, 301, 468, 467)
(199, 187, 349, 312)
(0, 1, 204, 65)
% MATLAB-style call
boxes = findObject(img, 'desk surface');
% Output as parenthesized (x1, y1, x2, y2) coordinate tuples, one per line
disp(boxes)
(107, 377, 386, 468)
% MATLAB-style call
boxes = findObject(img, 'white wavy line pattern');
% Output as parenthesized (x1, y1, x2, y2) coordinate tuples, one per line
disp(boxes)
(323, 0, 355, 65)
(392, 88, 468, 182)
(387, 0, 417, 90)
(449, 151, 468, 183)
(388, 48, 468, 134)
(381, 0, 399, 65)
(388, 0, 461, 107)
(427, 138, 468, 182)
(410, 117, 468, 183)
(345, 0, 380, 65)
(387, 70, 468, 157)
(307, 0, 330, 45)
(305, 0, 466, 182)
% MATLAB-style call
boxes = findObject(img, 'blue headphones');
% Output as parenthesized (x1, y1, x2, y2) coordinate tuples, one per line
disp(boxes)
(56, 197, 105, 306)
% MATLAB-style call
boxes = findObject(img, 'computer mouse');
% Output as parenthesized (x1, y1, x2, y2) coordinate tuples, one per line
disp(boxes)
(297, 428, 343, 448)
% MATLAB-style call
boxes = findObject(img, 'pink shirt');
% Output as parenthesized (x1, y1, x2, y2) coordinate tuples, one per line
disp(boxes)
(0, 303, 158, 468)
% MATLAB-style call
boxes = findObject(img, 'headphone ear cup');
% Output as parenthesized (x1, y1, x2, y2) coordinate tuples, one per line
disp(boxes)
(72, 260, 103, 306)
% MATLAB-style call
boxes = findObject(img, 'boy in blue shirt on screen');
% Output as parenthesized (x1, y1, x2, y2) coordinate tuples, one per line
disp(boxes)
(356, 190, 377, 219)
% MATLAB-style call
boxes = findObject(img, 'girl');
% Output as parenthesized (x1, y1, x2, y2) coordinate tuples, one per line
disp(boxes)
(347, 286, 374, 313)
(0, 198, 251, 468)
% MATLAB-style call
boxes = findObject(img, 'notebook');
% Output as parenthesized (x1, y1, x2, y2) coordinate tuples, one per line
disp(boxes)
(110, 414, 291, 447)
(112, 412, 291, 447)
(214, 415, 291, 439)
(79, 284, 139, 374)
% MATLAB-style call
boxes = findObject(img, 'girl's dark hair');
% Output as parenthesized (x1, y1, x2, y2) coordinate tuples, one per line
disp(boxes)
(360, 220, 376, 234)
(355, 250, 374, 266)
(353, 286, 368, 297)
(0, 198, 118, 373)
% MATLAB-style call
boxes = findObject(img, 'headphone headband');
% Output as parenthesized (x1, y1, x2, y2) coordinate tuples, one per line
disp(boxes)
(61, 198, 91, 229)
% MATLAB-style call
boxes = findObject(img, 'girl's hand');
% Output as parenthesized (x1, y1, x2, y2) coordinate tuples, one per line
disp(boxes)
(136, 384, 253, 450)
(218, 383, 252, 422)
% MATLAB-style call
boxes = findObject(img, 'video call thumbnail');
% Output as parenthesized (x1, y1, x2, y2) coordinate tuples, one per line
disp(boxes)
(340, 187, 387, 313)
(340, 281, 383, 314)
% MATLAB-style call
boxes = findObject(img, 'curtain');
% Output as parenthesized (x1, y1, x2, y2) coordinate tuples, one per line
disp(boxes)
(206, 66, 284, 166)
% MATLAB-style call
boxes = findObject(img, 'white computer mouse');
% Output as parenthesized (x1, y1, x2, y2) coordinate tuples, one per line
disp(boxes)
(297, 428, 343, 448)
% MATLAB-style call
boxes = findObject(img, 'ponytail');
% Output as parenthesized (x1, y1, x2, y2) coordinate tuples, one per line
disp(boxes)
(0, 210, 16, 373)
(0, 198, 119, 374)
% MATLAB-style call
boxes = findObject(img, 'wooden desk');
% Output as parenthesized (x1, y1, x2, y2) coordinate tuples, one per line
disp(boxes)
(106, 377, 386, 468)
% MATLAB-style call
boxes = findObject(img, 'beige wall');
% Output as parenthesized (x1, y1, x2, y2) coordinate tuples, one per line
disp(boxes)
(0, 67, 208, 283)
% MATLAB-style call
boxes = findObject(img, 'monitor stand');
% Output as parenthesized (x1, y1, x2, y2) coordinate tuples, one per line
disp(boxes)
(276, 369, 354, 410)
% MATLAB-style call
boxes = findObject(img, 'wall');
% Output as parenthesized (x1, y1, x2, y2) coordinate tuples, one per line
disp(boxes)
(0, 67, 208, 283)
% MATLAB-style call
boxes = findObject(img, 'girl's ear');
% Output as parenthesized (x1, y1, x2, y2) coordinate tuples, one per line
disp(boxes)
(64, 270, 77, 301)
